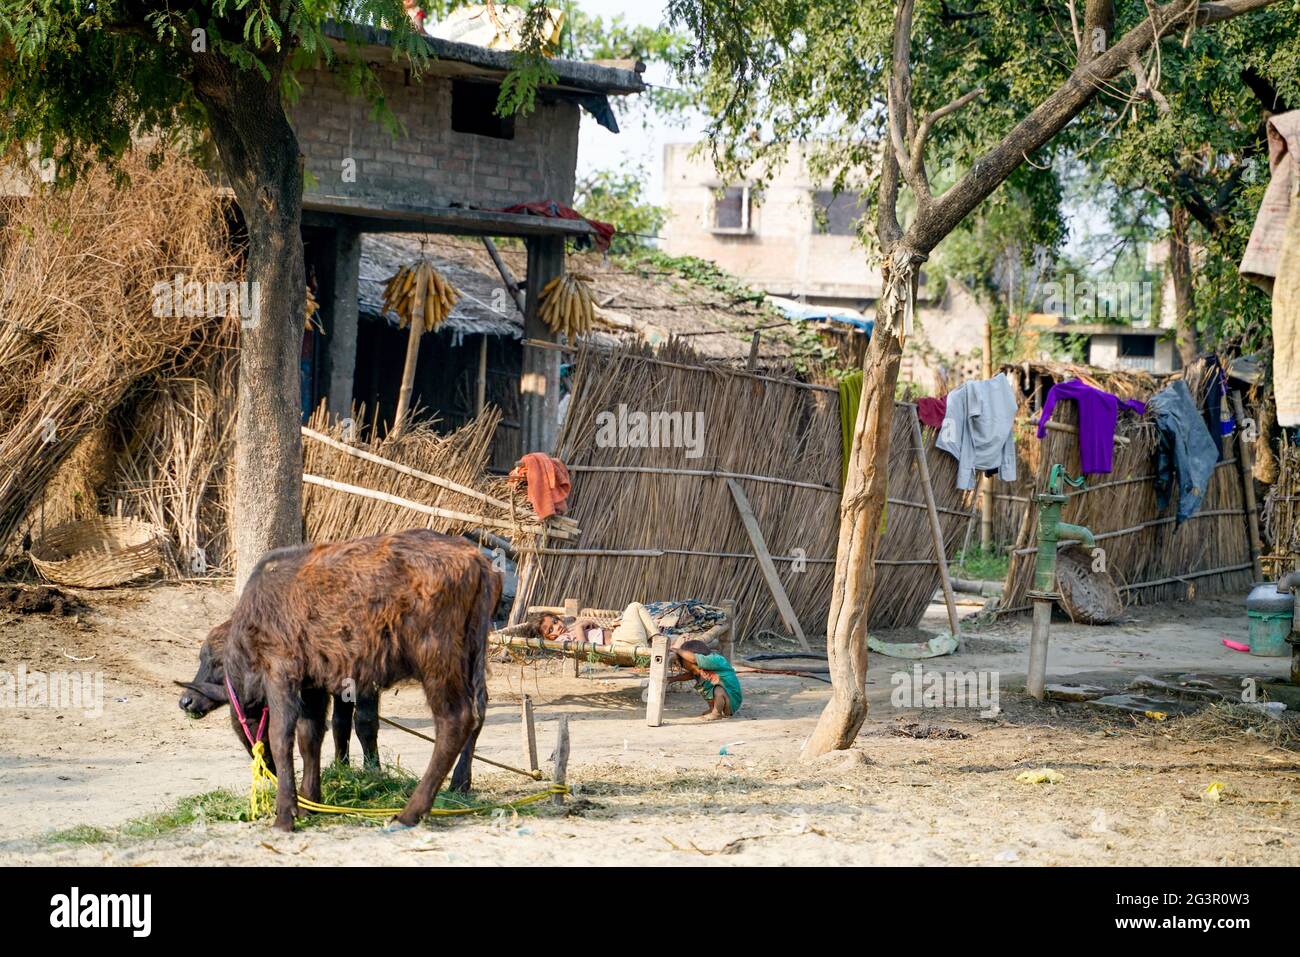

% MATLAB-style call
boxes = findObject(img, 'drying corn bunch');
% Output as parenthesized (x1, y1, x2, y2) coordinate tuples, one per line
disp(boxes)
(304, 286, 323, 333)
(382, 261, 459, 334)
(540, 272, 596, 338)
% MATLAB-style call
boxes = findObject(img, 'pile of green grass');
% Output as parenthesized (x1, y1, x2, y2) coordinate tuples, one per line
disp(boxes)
(43, 762, 538, 845)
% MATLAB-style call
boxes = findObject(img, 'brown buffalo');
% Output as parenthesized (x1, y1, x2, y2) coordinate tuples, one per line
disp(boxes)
(219, 530, 497, 831)
(177, 619, 382, 772)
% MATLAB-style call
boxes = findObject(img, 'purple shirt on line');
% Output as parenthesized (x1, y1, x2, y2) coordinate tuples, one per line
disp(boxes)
(1036, 379, 1147, 474)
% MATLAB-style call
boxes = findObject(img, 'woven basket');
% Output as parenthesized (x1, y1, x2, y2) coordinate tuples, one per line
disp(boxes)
(29, 516, 165, 588)
(1056, 544, 1123, 625)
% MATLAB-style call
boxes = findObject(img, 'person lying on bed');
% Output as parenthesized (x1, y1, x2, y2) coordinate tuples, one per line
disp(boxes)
(533, 612, 606, 645)
(668, 638, 743, 721)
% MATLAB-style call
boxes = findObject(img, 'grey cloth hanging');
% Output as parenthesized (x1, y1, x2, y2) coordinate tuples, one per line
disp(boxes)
(1149, 379, 1218, 525)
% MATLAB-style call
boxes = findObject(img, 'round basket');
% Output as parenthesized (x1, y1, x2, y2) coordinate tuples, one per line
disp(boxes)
(29, 516, 165, 588)
(1056, 544, 1123, 625)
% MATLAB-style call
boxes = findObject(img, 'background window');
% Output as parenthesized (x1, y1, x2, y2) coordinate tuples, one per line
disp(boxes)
(451, 81, 516, 140)
(813, 190, 865, 235)
(712, 186, 751, 232)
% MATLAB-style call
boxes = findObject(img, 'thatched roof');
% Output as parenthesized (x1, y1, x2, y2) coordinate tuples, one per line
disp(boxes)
(357, 234, 799, 361)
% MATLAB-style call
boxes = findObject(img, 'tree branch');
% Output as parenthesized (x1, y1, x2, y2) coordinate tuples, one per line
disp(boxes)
(911, 0, 1284, 252)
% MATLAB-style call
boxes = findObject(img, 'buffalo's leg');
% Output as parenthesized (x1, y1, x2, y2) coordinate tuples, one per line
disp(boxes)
(448, 680, 486, 793)
(298, 688, 328, 804)
(396, 684, 473, 827)
(267, 686, 302, 832)
(354, 691, 380, 770)
(331, 694, 354, 766)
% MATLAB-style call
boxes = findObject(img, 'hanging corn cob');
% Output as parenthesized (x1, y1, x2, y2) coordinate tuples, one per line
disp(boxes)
(381, 260, 459, 335)
(304, 285, 323, 333)
(539, 272, 596, 339)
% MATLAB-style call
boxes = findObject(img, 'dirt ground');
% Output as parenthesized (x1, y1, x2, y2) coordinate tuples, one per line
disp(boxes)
(1, 582, 1297, 866)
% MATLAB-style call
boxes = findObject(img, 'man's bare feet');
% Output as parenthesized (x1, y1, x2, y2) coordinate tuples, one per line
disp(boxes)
(697, 711, 726, 721)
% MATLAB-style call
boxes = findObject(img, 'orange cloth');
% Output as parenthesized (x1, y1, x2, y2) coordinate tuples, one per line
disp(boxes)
(509, 453, 570, 519)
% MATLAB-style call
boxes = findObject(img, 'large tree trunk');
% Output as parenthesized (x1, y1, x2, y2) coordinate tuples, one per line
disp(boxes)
(1168, 201, 1198, 367)
(192, 52, 306, 591)
(800, 252, 909, 760)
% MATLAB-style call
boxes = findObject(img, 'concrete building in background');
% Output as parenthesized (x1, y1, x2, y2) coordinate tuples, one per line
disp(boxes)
(661, 142, 987, 392)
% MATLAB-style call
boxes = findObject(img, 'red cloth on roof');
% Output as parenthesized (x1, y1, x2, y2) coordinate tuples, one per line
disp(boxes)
(508, 453, 571, 519)
(498, 201, 616, 252)
(917, 395, 948, 430)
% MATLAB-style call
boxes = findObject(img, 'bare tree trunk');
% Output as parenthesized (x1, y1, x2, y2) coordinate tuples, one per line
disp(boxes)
(800, 254, 909, 760)
(1169, 201, 1198, 366)
(192, 51, 306, 591)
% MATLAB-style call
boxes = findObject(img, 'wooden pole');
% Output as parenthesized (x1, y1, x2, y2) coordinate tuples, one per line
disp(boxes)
(392, 266, 428, 435)
(520, 694, 539, 775)
(475, 334, 488, 418)
(300, 473, 569, 539)
(302, 426, 515, 511)
(482, 236, 526, 313)
(550, 714, 569, 805)
(646, 633, 670, 727)
(565, 597, 581, 677)
(508, 554, 537, 626)
(1231, 391, 1264, 581)
(726, 478, 811, 651)
(907, 405, 961, 638)
(719, 598, 738, 661)
(981, 317, 994, 550)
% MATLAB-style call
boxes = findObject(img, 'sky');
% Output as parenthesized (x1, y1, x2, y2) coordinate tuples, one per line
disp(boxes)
(572, 0, 705, 204)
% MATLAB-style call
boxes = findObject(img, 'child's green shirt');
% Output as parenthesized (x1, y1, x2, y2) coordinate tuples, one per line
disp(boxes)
(692, 652, 743, 714)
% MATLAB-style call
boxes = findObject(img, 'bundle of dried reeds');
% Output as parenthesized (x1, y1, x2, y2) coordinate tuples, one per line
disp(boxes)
(532, 344, 974, 640)
(107, 321, 238, 576)
(301, 404, 546, 555)
(0, 152, 240, 557)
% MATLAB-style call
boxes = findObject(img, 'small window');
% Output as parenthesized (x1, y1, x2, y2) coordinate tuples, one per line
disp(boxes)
(711, 186, 752, 233)
(812, 190, 864, 235)
(1119, 335, 1155, 358)
(451, 81, 515, 140)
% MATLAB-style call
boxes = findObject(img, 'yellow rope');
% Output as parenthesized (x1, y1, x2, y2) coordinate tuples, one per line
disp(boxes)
(248, 742, 566, 820)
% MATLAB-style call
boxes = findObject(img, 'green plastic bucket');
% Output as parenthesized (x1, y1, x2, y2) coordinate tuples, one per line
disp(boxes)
(1248, 610, 1294, 657)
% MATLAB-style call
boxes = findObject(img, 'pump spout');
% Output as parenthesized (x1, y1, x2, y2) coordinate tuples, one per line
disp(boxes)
(1055, 522, 1095, 550)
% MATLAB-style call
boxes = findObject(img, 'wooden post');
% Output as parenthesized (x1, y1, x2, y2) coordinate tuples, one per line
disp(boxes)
(907, 404, 961, 638)
(392, 266, 428, 435)
(550, 714, 569, 805)
(508, 554, 537, 626)
(746, 330, 761, 371)
(1231, 391, 1264, 581)
(726, 478, 811, 651)
(719, 598, 738, 662)
(520, 694, 539, 775)
(482, 236, 526, 313)
(475, 334, 488, 418)
(981, 318, 994, 550)
(327, 223, 361, 418)
(521, 236, 565, 453)
(646, 633, 670, 727)
(565, 597, 581, 677)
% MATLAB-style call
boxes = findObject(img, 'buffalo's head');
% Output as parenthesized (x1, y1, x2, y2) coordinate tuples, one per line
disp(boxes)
(176, 621, 231, 717)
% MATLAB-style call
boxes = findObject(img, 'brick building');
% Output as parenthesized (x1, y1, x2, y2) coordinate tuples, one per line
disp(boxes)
(295, 24, 643, 452)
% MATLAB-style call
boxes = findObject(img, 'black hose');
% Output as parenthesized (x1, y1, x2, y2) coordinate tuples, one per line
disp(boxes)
(745, 652, 829, 662)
